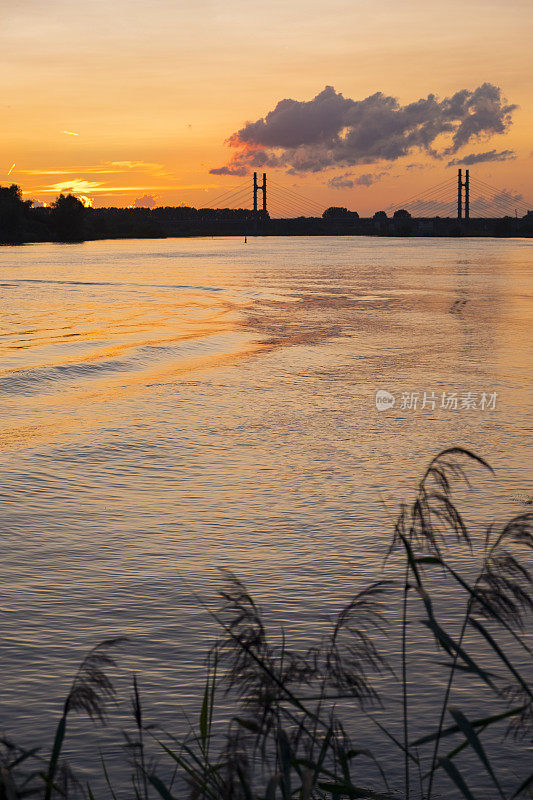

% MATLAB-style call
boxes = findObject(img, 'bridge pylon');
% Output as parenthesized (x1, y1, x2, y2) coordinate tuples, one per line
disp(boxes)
(253, 172, 267, 215)
(457, 169, 470, 221)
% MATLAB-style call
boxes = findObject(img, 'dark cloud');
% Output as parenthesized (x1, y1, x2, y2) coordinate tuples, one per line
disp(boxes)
(211, 84, 517, 176)
(355, 172, 386, 187)
(328, 171, 386, 189)
(209, 164, 248, 176)
(328, 173, 355, 189)
(447, 149, 516, 166)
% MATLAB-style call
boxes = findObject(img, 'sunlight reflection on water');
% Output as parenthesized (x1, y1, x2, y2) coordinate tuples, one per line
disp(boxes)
(0, 236, 531, 795)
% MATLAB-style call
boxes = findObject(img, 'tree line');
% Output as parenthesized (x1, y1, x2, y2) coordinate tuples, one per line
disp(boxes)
(1, 184, 531, 243)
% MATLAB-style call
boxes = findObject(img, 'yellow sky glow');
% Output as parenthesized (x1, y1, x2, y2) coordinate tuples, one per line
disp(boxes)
(1, 0, 532, 214)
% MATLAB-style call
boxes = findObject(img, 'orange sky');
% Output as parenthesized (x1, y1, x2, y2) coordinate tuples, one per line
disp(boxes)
(1, 0, 532, 215)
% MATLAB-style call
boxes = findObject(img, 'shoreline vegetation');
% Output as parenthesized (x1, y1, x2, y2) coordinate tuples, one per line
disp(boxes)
(1, 448, 532, 799)
(1, 185, 532, 244)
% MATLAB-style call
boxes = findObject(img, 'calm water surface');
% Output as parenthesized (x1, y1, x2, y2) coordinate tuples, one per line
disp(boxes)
(0, 237, 531, 796)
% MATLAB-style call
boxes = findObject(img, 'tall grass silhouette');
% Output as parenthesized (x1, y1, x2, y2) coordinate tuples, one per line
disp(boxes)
(1, 448, 531, 799)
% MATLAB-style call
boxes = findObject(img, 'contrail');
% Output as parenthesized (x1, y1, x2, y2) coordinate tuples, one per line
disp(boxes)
(7, 163, 15, 175)
(62, 130, 79, 136)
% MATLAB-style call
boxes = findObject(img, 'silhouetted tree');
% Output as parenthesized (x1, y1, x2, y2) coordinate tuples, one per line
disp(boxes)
(392, 209, 411, 220)
(521, 210, 533, 236)
(322, 206, 359, 220)
(372, 210, 388, 234)
(50, 194, 87, 242)
(392, 208, 412, 235)
(0, 184, 32, 243)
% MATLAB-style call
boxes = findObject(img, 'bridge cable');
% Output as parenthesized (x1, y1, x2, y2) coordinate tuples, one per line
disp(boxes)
(384, 176, 456, 213)
(198, 186, 252, 211)
(267, 186, 312, 216)
(268, 179, 325, 214)
(198, 180, 251, 209)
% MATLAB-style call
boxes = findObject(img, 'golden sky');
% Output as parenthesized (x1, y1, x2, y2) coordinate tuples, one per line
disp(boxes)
(1, 0, 532, 215)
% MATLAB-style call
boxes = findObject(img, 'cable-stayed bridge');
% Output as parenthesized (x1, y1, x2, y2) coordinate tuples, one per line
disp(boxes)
(384, 170, 530, 220)
(200, 170, 531, 221)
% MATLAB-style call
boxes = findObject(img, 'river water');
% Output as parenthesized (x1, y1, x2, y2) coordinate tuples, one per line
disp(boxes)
(0, 237, 531, 796)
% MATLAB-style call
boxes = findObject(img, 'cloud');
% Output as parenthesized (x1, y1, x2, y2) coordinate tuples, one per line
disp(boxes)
(328, 171, 387, 189)
(134, 194, 157, 208)
(109, 161, 165, 171)
(21, 161, 167, 177)
(488, 190, 523, 203)
(469, 190, 524, 216)
(328, 174, 355, 189)
(36, 180, 179, 194)
(209, 164, 248, 176)
(31, 199, 47, 208)
(45, 179, 103, 194)
(447, 149, 516, 166)
(22, 169, 85, 176)
(355, 172, 387, 187)
(210, 84, 517, 176)
(355, 174, 373, 187)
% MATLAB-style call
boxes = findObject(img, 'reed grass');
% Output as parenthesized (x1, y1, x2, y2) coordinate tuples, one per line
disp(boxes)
(1, 448, 531, 799)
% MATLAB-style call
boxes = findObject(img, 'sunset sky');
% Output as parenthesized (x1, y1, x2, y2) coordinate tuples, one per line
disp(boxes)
(2, 0, 532, 215)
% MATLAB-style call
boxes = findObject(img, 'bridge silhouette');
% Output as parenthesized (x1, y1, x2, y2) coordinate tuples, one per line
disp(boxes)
(200, 170, 531, 221)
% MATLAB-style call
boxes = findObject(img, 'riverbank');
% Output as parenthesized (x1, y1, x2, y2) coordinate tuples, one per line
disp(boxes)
(3, 201, 533, 244)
